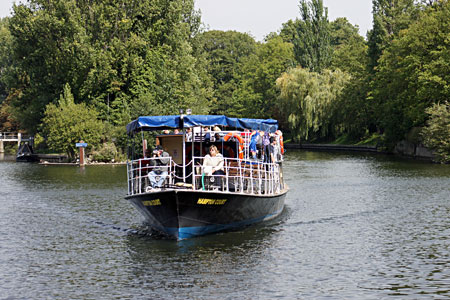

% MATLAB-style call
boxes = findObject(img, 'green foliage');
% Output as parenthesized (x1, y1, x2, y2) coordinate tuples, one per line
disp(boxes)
(91, 142, 125, 163)
(279, 19, 299, 44)
(330, 18, 368, 76)
(372, 1, 450, 145)
(367, 0, 418, 71)
(235, 36, 295, 120)
(1, 0, 447, 157)
(421, 102, 450, 163)
(7, 0, 212, 133)
(0, 17, 13, 103)
(0, 17, 20, 131)
(194, 30, 257, 114)
(41, 84, 104, 159)
(293, 0, 332, 72)
(276, 67, 350, 141)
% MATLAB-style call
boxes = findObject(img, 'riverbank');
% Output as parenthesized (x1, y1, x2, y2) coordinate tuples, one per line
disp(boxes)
(285, 141, 436, 161)
(285, 143, 378, 153)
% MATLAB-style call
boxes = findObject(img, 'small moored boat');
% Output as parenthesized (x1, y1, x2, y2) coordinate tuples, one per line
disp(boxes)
(16, 142, 39, 162)
(125, 115, 288, 240)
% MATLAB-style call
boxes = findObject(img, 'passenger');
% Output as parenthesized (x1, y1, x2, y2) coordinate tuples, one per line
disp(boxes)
(202, 145, 224, 176)
(269, 136, 280, 163)
(185, 128, 192, 142)
(148, 145, 170, 190)
(262, 131, 271, 163)
(249, 130, 260, 159)
(203, 127, 211, 142)
(174, 129, 180, 134)
(256, 130, 263, 159)
(214, 133, 222, 142)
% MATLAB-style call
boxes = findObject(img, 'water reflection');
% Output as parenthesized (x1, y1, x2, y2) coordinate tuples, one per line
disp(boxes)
(124, 213, 289, 299)
(1, 151, 449, 299)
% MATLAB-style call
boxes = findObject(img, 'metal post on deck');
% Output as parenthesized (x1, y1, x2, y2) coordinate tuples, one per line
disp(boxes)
(17, 133, 21, 147)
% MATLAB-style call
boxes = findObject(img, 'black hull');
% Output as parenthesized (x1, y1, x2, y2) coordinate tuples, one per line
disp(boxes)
(16, 154, 39, 162)
(126, 190, 286, 240)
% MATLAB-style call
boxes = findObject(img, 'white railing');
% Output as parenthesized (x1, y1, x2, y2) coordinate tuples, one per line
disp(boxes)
(192, 156, 282, 195)
(0, 132, 33, 141)
(127, 156, 284, 196)
(127, 157, 175, 195)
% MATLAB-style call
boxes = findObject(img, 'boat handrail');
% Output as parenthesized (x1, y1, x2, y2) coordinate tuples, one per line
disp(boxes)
(127, 156, 284, 196)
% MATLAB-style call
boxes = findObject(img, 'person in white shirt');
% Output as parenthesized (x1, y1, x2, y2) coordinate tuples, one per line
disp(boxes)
(202, 145, 224, 176)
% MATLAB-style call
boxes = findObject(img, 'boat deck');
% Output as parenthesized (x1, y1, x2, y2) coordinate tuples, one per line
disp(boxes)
(127, 156, 285, 197)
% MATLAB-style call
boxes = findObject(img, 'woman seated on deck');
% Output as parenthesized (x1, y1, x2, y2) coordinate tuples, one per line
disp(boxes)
(203, 145, 224, 176)
(202, 145, 224, 189)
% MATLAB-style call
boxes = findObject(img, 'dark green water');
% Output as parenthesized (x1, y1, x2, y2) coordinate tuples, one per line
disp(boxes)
(0, 151, 449, 299)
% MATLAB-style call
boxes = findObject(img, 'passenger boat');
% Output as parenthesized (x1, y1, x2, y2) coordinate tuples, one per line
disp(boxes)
(125, 115, 288, 240)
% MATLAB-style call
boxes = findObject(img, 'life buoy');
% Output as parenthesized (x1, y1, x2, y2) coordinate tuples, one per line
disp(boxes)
(223, 133, 244, 159)
(279, 135, 284, 154)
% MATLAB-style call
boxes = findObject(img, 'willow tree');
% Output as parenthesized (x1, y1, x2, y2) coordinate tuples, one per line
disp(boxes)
(276, 67, 350, 141)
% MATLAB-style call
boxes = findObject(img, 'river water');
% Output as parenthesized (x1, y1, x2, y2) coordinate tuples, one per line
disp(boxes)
(0, 151, 449, 299)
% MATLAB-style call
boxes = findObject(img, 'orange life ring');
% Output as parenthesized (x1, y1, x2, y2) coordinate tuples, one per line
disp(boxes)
(280, 135, 284, 154)
(223, 133, 244, 159)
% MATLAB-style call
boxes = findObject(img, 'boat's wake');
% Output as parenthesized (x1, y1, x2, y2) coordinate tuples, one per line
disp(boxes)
(93, 220, 170, 239)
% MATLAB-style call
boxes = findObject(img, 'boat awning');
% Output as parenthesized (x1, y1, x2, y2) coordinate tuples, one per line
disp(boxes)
(126, 115, 278, 134)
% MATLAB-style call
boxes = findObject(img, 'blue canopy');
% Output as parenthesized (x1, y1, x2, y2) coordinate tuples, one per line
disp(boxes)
(126, 115, 278, 134)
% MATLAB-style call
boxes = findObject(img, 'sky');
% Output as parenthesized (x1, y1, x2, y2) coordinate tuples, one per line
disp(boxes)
(195, 0, 373, 40)
(1, 0, 373, 40)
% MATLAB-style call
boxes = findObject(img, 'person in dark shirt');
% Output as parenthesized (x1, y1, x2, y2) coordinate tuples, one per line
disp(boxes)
(148, 145, 170, 189)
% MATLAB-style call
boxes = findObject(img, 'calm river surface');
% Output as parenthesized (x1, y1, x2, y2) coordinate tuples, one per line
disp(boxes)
(0, 151, 449, 299)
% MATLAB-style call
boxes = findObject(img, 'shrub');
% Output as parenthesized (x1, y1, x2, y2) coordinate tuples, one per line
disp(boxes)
(91, 142, 117, 162)
(41, 84, 104, 160)
(421, 102, 450, 163)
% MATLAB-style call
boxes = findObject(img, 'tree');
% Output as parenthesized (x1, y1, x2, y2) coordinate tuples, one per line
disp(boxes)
(293, 0, 332, 72)
(328, 18, 373, 140)
(276, 67, 350, 141)
(367, 0, 418, 71)
(372, 1, 450, 145)
(234, 36, 295, 120)
(41, 84, 104, 159)
(0, 17, 19, 131)
(421, 102, 450, 163)
(279, 19, 299, 44)
(330, 17, 368, 76)
(194, 30, 257, 114)
(7, 0, 212, 133)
